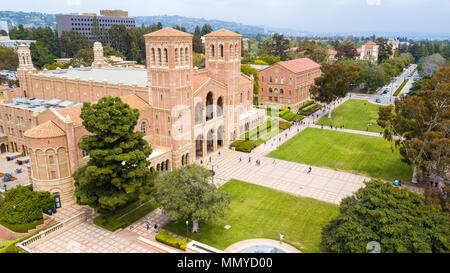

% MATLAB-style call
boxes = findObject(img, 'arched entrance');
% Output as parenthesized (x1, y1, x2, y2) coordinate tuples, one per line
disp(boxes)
(217, 126, 223, 148)
(217, 97, 223, 117)
(207, 129, 214, 153)
(196, 134, 203, 159)
(206, 92, 214, 121)
(0, 143, 6, 153)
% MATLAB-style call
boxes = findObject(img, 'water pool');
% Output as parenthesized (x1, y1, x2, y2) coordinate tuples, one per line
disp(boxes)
(239, 245, 285, 253)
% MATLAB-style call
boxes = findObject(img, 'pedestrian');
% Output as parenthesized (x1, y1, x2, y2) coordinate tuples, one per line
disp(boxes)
(154, 224, 159, 233)
(209, 156, 211, 162)
(249, 157, 251, 163)
(285, 133, 287, 138)
(366, 127, 368, 132)
(218, 151, 221, 157)
(200, 160, 203, 165)
(146, 221, 150, 231)
(280, 233, 284, 244)
(435, 181, 439, 188)
(297, 128, 299, 132)
(430, 180, 433, 186)
(239, 156, 242, 162)
(273, 159, 276, 165)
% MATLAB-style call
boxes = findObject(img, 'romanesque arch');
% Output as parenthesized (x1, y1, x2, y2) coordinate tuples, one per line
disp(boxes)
(217, 96, 223, 117)
(196, 134, 203, 159)
(206, 92, 214, 121)
(217, 126, 223, 148)
(207, 129, 214, 153)
(195, 102, 202, 125)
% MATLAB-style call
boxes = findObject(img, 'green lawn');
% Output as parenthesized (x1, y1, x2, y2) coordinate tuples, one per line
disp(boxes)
(317, 99, 384, 133)
(163, 180, 339, 253)
(268, 128, 413, 182)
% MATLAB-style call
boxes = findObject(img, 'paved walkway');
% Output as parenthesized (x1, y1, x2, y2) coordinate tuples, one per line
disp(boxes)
(200, 97, 370, 205)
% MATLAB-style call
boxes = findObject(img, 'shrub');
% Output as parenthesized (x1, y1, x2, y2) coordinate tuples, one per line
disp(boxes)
(299, 103, 322, 116)
(231, 140, 257, 153)
(0, 218, 44, 233)
(279, 121, 292, 130)
(298, 100, 315, 110)
(393, 79, 409, 96)
(155, 230, 187, 251)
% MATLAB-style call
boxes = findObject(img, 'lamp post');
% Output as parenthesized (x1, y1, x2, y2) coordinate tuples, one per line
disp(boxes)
(186, 220, 189, 243)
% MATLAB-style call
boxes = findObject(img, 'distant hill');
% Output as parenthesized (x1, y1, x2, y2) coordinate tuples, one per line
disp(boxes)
(0, 10, 56, 29)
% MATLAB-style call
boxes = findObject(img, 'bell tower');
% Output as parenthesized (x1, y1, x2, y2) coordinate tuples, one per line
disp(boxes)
(144, 27, 194, 168)
(91, 42, 107, 68)
(17, 44, 36, 97)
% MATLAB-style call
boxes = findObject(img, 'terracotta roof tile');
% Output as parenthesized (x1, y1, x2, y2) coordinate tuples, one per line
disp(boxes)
(56, 104, 83, 127)
(24, 120, 65, 139)
(278, 58, 321, 73)
(121, 94, 150, 111)
(365, 41, 377, 46)
(204, 29, 242, 37)
(144, 27, 192, 37)
(357, 48, 362, 54)
(328, 49, 337, 55)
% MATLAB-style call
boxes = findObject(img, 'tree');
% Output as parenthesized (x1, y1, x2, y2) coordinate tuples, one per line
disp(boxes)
(321, 180, 449, 253)
(376, 38, 393, 63)
(193, 52, 205, 69)
(0, 186, 54, 225)
(91, 16, 103, 43)
(241, 64, 259, 105)
(310, 62, 360, 117)
(60, 30, 89, 58)
(424, 66, 450, 91)
(337, 42, 358, 59)
(73, 96, 153, 210)
(0, 46, 19, 71)
(73, 48, 94, 66)
(260, 55, 280, 65)
(418, 54, 446, 78)
(31, 27, 60, 57)
(152, 164, 230, 232)
(260, 33, 290, 60)
(201, 24, 213, 36)
(192, 26, 203, 54)
(9, 24, 32, 40)
(357, 61, 389, 91)
(377, 90, 450, 183)
(30, 41, 55, 68)
(108, 24, 131, 58)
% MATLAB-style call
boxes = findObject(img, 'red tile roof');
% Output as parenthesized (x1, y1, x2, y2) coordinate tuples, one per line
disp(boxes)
(144, 27, 192, 37)
(356, 48, 362, 54)
(56, 104, 83, 127)
(278, 58, 321, 73)
(121, 94, 150, 111)
(365, 41, 376, 46)
(204, 29, 242, 37)
(328, 49, 337, 55)
(24, 120, 65, 139)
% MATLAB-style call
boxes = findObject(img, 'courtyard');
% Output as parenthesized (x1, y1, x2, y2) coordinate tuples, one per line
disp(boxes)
(317, 99, 384, 133)
(164, 179, 339, 253)
(267, 127, 413, 182)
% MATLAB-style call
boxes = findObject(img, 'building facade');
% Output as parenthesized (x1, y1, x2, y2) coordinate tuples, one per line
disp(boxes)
(56, 10, 135, 43)
(359, 41, 379, 62)
(258, 58, 321, 110)
(5, 28, 264, 207)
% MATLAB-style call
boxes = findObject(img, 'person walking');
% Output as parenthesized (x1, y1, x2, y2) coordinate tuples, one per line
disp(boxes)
(218, 151, 221, 157)
(154, 224, 159, 233)
(146, 221, 150, 231)
(279, 233, 284, 244)
(307, 166, 312, 174)
(249, 157, 251, 163)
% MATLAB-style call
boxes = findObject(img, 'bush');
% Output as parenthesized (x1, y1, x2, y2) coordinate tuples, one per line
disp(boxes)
(393, 79, 409, 96)
(0, 186, 55, 225)
(0, 218, 44, 233)
(155, 230, 187, 251)
(279, 121, 292, 130)
(231, 140, 257, 153)
(298, 100, 315, 110)
(299, 103, 322, 116)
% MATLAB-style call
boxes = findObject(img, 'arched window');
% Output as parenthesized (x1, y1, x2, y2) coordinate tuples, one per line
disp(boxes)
(270, 76, 272, 83)
(235, 43, 239, 57)
(151, 48, 155, 64)
(220, 44, 224, 57)
(195, 102, 202, 125)
(206, 92, 214, 121)
(141, 121, 146, 134)
(280, 89, 284, 94)
(185, 47, 189, 63)
(217, 97, 223, 117)
(230, 44, 233, 58)
(211, 44, 215, 57)
(274, 88, 278, 94)
(180, 48, 184, 64)
(240, 93, 243, 103)
(269, 88, 273, 93)
(164, 48, 168, 64)
(247, 91, 250, 100)
(281, 77, 284, 84)
(175, 48, 179, 63)
(157, 48, 162, 64)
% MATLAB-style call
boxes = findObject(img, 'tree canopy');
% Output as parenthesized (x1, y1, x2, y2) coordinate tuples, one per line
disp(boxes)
(152, 164, 230, 232)
(0, 46, 19, 71)
(73, 96, 153, 210)
(0, 186, 55, 224)
(310, 62, 360, 103)
(377, 90, 449, 182)
(321, 180, 449, 253)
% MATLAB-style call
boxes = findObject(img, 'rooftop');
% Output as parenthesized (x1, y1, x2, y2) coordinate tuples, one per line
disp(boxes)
(277, 58, 321, 73)
(23, 120, 66, 139)
(39, 68, 148, 87)
(204, 29, 242, 37)
(4, 97, 79, 111)
(144, 27, 192, 38)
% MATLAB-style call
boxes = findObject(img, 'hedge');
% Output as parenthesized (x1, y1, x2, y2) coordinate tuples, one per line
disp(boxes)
(230, 140, 258, 153)
(279, 121, 292, 130)
(299, 104, 321, 116)
(0, 218, 44, 233)
(280, 111, 304, 122)
(393, 79, 409, 96)
(155, 230, 187, 251)
(298, 100, 315, 110)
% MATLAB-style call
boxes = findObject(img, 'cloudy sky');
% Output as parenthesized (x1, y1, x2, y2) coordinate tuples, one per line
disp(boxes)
(4, 0, 450, 33)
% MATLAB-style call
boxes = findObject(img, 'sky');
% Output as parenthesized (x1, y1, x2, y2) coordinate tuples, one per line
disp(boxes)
(3, 0, 450, 33)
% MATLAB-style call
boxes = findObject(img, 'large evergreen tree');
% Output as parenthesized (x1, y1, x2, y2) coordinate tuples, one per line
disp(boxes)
(73, 96, 153, 210)
(321, 180, 449, 253)
(193, 26, 203, 54)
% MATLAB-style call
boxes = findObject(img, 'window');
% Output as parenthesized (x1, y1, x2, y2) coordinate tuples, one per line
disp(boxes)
(262, 76, 264, 82)
(269, 76, 272, 83)
(290, 78, 292, 85)
(274, 88, 278, 94)
(82, 150, 89, 157)
(280, 89, 284, 94)
(275, 77, 278, 83)
(269, 96, 272, 101)
(274, 97, 278, 102)
(280, 98, 283, 102)
(141, 122, 146, 134)
(51, 171, 56, 180)
(261, 88, 263, 94)
(240, 93, 243, 103)
(289, 90, 292, 95)
(281, 77, 284, 84)
(269, 88, 273, 93)
(211, 44, 215, 57)
(288, 98, 291, 104)
(220, 44, 224, 57)
(49, 155, 54, 164)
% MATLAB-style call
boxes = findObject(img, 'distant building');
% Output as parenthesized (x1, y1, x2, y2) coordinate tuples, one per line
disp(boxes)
(327, 49, 337, 62)
(0, 20, 8, 36)
(56, 10, 135, 44)
(258, 58, 321, 109)
(0, 40, 35, 49)
(387, 38, 400, 59)
(359, 41, 379, 62)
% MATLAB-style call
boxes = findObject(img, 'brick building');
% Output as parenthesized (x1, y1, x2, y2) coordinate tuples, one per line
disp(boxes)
(4, 28, 265, 207)
(258, 58, 321, 110)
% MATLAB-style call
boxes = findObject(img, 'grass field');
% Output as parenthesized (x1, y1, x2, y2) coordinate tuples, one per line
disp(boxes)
(164, 180, 339, 253)
(268, 128, 413, 182)
(317, 99, 384, 133)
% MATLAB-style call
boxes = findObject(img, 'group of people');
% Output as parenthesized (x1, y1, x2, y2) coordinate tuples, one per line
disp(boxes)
(145, 221, 159, 233)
